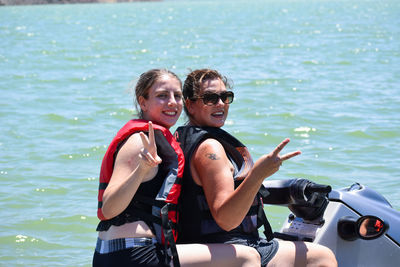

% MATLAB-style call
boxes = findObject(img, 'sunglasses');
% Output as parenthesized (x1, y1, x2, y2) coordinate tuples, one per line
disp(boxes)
(196, 91, 234, 106)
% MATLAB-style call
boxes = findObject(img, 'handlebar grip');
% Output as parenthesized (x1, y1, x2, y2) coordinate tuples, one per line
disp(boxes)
(306, 183, 332, 194)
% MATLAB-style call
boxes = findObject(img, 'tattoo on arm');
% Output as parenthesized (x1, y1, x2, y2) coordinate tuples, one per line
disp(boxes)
(206, 153, 220, 160)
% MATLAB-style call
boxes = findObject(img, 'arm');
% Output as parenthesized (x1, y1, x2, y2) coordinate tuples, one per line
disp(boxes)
(192, 138, 300, 231)
(101, 122, 162, 219)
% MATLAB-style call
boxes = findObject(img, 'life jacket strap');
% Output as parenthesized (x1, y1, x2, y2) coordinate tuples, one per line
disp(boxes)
(131, 195, 178, 229)
(257, 186, 274, 241)
(257, 204, 274, 241)
(161, 204, 180, 267)
(259, 185, 270, 199)
(135, 194, 168, 208)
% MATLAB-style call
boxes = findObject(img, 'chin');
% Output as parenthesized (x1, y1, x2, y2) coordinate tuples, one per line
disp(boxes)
(163, 122, 176, 129)
(210, 120, 225, 128)
(158, 115, 180, 128)
(152, 120, 173, 129)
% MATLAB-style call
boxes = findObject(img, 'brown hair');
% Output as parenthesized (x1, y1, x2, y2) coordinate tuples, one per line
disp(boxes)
(134, 69, 182, 118)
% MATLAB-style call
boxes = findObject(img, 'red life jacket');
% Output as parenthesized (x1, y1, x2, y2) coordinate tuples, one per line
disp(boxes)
(97, 119, 184, 247)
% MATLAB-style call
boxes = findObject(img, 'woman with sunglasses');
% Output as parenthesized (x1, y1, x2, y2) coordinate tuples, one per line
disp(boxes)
(175, 69, 337, 267)
(93, 69, 261, 267)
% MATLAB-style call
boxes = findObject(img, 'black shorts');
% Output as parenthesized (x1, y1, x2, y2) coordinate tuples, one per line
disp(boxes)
(204, 234, 279, 267)
(93, 239, 170, 267)
(243, 237, 279, 267)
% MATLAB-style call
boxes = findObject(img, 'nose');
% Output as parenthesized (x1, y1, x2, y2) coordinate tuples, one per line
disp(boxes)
(216, 97, 225, 106)
(168, 94, 177, 107)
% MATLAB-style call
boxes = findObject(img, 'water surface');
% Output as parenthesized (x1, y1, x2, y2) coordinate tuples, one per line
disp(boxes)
(1, 0, 399, 265)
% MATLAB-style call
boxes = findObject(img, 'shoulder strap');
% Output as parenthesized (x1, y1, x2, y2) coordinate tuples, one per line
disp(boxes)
(256, 187, 274, 241)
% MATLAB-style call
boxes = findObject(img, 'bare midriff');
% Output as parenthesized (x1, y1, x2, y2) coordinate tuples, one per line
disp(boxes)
(98, 221, 155, 240)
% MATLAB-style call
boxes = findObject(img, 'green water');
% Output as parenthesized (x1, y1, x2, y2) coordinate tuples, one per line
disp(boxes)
(1, 0, 399, 265)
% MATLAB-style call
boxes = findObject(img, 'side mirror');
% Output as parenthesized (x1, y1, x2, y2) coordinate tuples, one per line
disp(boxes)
(338, 215, 389, 241)
(357, 216, 389, 240)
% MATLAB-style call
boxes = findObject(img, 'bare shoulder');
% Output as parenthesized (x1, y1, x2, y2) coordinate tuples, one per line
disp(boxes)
(115, 132, 143, 163)
(196, 138, 225, 154)
(192, 138, 233, 174)
(194, 138, 226, 161)
(191, 138, 235, 197)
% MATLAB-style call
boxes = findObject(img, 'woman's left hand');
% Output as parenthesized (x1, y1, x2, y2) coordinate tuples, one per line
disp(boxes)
(139, 121, 162, 167)
(252, 138, 301, 179)
(272, 138, 301, 166)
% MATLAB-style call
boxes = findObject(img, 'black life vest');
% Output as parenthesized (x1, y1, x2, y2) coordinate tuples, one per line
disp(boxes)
(174, 126, 273, 243)
(96, 119, 184, 266)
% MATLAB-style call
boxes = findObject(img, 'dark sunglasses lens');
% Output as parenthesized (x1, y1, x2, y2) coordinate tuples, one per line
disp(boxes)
(201, 92, 234, 105)
(203, 93, 219, 105)
(221, 92, 234, 104)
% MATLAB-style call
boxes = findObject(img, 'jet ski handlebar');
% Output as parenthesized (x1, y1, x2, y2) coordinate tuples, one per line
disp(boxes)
(262, 178, 331, 221)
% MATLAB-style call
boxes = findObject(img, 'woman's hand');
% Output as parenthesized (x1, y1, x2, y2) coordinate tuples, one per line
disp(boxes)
(252, 138, 301, 179)
(139, 121, 162, 167)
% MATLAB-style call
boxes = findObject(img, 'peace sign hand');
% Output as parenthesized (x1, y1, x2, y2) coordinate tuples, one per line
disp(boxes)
(139, 121, 162, 167)
(253, 138, 301, 179)
(272, 138, 301, 163)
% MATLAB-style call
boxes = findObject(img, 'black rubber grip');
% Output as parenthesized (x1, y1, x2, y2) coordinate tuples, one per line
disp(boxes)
(306, 184, 332, 194)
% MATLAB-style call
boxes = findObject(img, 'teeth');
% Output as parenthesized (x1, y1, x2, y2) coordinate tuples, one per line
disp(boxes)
(164, 111, 176, 115)
(213, 112, 223, 116)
